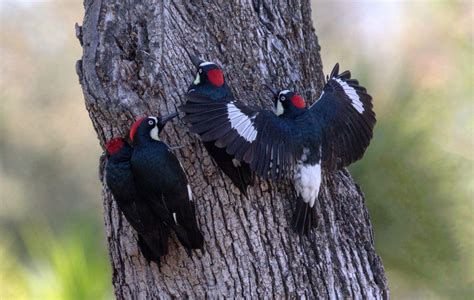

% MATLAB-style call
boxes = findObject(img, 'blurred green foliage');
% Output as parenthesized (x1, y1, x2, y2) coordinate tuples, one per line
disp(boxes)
(0, 1, 111, 298)
(0, 1, 472, 299)
(1, 221, 111, 299)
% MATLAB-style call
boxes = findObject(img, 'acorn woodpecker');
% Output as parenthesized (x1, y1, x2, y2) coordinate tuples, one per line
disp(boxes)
(105, 113, 203, 264)
(105, 137, 170, 264)
(182, 55, 254, 196)
(181, 63, 376, 235)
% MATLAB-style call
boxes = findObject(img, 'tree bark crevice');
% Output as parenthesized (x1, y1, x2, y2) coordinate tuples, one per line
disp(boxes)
(77, 0, 389, 298)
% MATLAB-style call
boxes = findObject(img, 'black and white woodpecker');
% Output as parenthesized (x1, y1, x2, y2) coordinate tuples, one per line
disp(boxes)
(181, 63, 376, 235)
(182, 55, 254, 196)
(105, 112, 203, 264)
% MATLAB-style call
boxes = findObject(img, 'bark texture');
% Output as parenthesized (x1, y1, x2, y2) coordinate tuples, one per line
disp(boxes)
(76, 0, 389, 298)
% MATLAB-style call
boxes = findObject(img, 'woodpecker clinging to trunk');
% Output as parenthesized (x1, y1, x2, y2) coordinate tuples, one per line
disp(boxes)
(181, 63, 376, 235)
(182, 55, 254, 196)
(105, 137, 171, 264)
(105, 112, 203, 265)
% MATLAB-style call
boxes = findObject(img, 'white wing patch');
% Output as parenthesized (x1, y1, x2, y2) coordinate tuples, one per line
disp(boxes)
(334, 78, 364, 113)
(187, 184, 193, 200)
(275, 100, 284, 116)
(227, 103, 258, 142)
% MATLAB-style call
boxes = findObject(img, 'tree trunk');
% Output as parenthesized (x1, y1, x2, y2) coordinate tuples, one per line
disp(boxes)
(76, 0, 389, 298)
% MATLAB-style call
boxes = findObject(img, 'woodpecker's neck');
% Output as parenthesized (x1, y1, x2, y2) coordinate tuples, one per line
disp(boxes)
(133, 127, 158, 147)
(189, 83, 231, 100)
(281, 107, 307, 119)
(108, 144, 133, 162)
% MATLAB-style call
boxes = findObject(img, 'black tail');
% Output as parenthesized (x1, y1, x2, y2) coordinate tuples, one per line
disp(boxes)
(204, 142, 254, 196)
(292, 196, 317, 235)
(235, 161, 254, 197)
(137, 225, 170, 265)
(175, 202, 204, 254)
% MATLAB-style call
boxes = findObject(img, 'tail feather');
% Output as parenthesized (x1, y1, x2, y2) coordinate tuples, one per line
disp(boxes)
(137, 226, 170, 265)
(175, 202, 204, 253)
(292, 196, 317, 235)
(204, 141, 254, 196)
(234, 161, 254, 197)
(137, 235, 160, 264)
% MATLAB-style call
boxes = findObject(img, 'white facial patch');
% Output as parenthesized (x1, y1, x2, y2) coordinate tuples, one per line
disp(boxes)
(275, 90, 291, 116)
(226, 103, 258, 142)
(275, 100, 284, 116)
(334, 78, 364, 113)
(294, 157, 321, 208)
(148, 117, 160, 141)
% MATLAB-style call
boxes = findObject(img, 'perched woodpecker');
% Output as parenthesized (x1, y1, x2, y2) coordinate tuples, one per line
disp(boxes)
(105, 138, 171, 264)
(181, 63, 376, 235)
(105, 112, 204, 264)
(130, 113, 204, 253)
(182, 56, 254, 196)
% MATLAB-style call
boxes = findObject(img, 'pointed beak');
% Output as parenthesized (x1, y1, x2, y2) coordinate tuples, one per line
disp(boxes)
(189, 53, 204, 68)
(158, 111, 178, 127)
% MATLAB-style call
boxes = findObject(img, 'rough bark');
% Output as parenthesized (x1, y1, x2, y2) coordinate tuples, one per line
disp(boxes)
(76, 0, 389, 298)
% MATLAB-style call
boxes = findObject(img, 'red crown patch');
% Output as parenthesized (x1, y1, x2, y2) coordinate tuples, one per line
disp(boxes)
(105, 138, 124, 155)
(207, 69, 224, 87)
(291, 94, 305, 109)
(129, 117, 147, 141)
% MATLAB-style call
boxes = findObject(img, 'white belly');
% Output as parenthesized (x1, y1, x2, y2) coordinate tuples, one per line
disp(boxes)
(293, 162, 321, 207)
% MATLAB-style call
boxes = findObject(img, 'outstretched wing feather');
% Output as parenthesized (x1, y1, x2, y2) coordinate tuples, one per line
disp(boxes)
(309, 63, 376, 169)
(181, 93, 300, 179)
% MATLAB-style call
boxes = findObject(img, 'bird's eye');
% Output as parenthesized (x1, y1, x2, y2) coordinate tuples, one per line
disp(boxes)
(199, 69, 203, 73)
(280, 96, 286, 101)
(148, 120, 154, 125)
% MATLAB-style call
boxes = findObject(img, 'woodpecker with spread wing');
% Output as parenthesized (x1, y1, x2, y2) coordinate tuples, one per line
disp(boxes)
(181, 63, 376, 235)
(184, 56, 254, 196)
(105, 112, 204, 264)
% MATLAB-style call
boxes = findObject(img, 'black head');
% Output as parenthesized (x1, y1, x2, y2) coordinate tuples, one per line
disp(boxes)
(129, 112, 178, 143)
(271, 89, 306, 117)
(189, 55, 225, 89)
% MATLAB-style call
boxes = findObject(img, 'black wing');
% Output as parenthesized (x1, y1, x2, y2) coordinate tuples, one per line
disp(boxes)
(105, 147, 170, 263)
(160, 148, 204, 250)
(309, 63, 376, 169)
(105, 154, 143, 231)
(181, 93, 301, 179)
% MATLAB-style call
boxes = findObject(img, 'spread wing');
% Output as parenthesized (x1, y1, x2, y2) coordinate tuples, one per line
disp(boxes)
(181, 93, 301, 179)
(309, 63, 376, 169)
